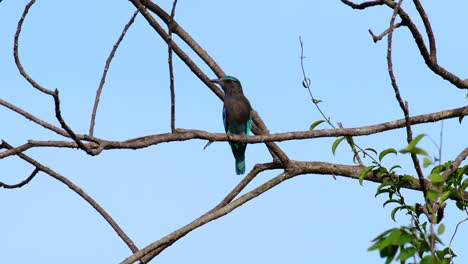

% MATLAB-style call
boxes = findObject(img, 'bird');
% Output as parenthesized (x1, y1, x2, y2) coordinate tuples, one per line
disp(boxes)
(211, 75, 252, 175)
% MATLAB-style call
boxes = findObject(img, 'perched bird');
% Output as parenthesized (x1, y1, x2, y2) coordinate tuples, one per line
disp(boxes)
(211, 75, 252, 175)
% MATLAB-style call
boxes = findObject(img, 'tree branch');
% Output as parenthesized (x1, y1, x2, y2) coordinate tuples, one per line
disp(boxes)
(89, 9, 140, 136)
(14, 0, 54, 96)
(0, 168, 39, 189)
(0, 140, 140, 255)
(386, 0, 427, 197)
(340, 0, 384, 9)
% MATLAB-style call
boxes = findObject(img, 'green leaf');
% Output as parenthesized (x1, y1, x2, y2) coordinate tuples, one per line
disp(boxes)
(440, 190, 452, 203)
(375, 182, 394, 197)
(429, 173, 444, 184)
(383, 199, 401, 207)
(359, 165, 375, 186)
(400, 175, 415, 185)
(331, 137, 345, 155)
(390, 206, 403, 221)
(312, 98, 322, 104)
(426, 189, 439, 200)
(396, 232, 413, 246)
(412, 147, 429, 156)
(389, 165, 401, 172)
(309, 120, 325, 130)
(438, 223, 445, 235)
(423, 157, 432, 168)
(379, 148, 398, 162)
(420, 255, 433, 264)
(397, 247, 416, 261)
(364, 147, 378, 156)
(370, 228, 395, 243)
(400, 134, 428, 155)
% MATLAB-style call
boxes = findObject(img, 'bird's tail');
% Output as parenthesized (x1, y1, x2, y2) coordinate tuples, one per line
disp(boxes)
(235, 155, 245, 175)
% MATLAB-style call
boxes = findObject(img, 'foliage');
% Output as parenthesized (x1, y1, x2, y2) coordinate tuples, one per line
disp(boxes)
(361, 142, 468, 263)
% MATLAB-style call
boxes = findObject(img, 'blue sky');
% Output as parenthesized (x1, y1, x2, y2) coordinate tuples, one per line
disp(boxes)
(1, 1, 467, 263)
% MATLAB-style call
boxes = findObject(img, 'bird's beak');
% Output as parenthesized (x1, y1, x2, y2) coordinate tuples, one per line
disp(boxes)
(211, 78, 221, 84)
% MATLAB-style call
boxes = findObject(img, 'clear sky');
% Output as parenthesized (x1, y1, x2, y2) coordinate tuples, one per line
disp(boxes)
(1, 1, 467, 263)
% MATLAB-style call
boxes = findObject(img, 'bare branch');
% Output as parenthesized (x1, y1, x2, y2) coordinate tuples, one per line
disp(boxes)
(1, 105, 465, 159)
(89, 9, 140, 136)
(412, 0, 436, 61)
(386, 0, 427, 196)
(0, 98, 68, 137)
(341, 0, 384, 9)
(0, 168, 39, 189)
(122, 158, 441, 263)
(167, 0, 178, 132)
(0, 141, 139, 255)
(14, 0, 54, 96)
(379, 0, 468, 89)
(368, 22, 403, 43)
(53, 90, 96, 155)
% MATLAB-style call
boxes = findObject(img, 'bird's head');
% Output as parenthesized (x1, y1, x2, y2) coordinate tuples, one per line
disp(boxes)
(211, 75, 242, 94)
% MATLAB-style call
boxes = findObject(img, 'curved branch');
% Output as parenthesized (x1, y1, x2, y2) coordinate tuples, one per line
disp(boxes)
(14, 0, 54, 96)
(0, 141, 140, 255)
(341, 0, 384, 9)
(343, 0, 468, 89)
(0, 168, 39, 189)
(89, 9, 140, 136)
(412, 0, 436, 61)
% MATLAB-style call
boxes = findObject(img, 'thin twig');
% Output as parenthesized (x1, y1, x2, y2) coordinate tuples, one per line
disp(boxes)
(386, 0, 427, 196)
(341, 0, 384, 9)
(343, 0, 468, 89)
(0, 168, 39, 189)
(448, 217, 468, 261)
(14, 0, 54, 96)
(0, 99, 68, 137)
(53, 90, 95, 155)
(89, 9, 140, 136)
(368, 22, 403, 43)
(167, 0, 178, 132)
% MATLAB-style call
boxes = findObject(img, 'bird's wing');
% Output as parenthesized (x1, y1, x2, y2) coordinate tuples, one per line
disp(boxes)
(222, 106, 228, 132)
(246, 113, 252, 135)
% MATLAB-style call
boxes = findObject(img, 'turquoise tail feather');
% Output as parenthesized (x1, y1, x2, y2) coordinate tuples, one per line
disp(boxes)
(235, 155, 245, 175)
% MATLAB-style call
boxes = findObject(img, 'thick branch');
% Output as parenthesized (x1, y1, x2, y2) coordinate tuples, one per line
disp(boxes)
(122, 157, 448, 263)
(2, 105, 464, 159)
